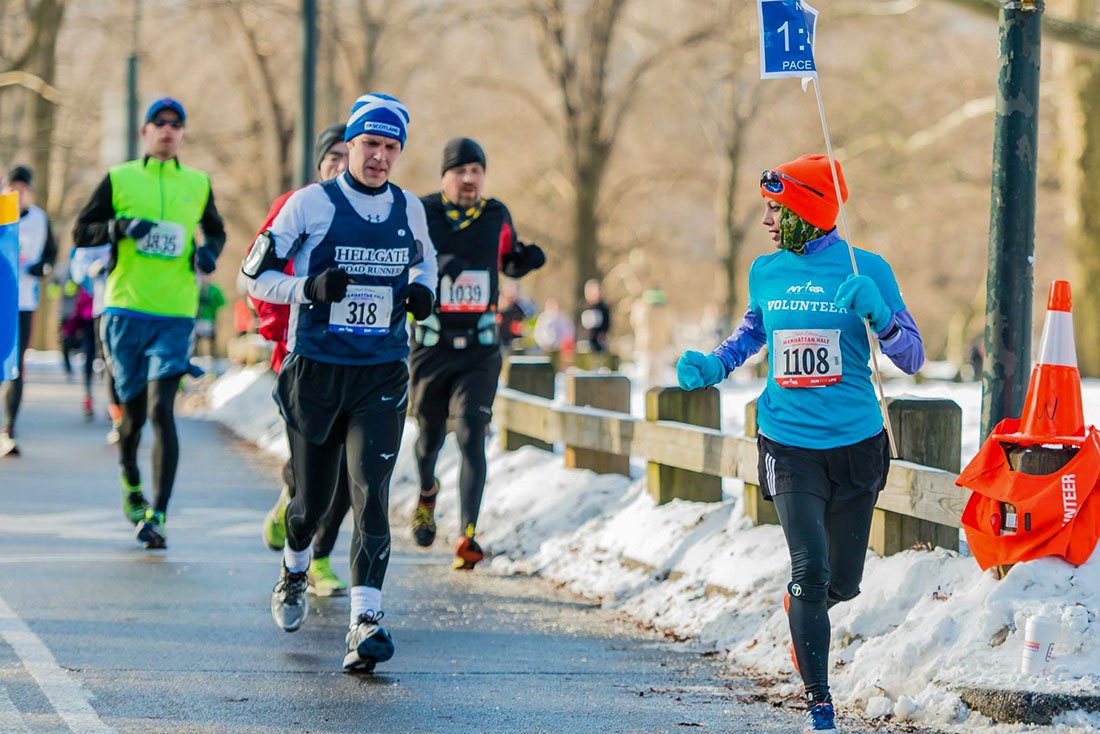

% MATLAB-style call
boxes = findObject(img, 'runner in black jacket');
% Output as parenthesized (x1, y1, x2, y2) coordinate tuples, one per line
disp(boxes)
(410, 137, 545, 570)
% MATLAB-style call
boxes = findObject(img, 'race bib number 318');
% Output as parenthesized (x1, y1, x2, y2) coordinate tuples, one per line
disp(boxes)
(328, 285, 393, 336)
(773, 329, 842, 388)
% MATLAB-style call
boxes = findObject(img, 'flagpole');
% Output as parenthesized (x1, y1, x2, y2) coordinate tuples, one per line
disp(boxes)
(811, 75, 899, 458)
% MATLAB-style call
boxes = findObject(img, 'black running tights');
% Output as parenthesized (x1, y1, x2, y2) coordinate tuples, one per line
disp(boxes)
(2, 311, 33, 436)
(415, 413, 490, 530)
(286, 408, 404, 588)
(282, 452, 351, 559)
(772, 491, 877, 703)
(118, 376, 181, 514)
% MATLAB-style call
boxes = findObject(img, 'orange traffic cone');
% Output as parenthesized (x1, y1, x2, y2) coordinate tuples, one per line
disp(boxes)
(1012, 280, 1085, 443)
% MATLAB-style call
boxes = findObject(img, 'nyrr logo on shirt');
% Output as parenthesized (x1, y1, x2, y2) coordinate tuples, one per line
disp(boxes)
(786, 280, 825, 295)
(335, 246, 410, 277)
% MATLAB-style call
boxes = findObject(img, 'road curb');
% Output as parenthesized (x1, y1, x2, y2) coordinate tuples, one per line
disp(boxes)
(958, 686, 1100, 725)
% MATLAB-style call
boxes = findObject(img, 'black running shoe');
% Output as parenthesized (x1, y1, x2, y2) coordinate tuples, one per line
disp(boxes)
(135, 510, 167, 549)
(271, 566, 310, 632)
(343, 612, 394, 674)
(411, 504, 436, 547)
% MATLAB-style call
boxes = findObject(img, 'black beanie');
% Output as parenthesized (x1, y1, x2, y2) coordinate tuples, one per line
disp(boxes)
(7, 165, 32, 187)
(314, 124, 347, 171)
(440, 137, 486, 176)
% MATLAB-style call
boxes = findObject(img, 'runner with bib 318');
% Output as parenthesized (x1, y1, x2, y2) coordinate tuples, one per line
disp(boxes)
(675, 155, 924, 733)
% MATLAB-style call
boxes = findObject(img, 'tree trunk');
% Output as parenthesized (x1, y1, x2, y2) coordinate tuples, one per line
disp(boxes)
(1054, 0, 1100, 375)
(28, 0, 63, 212)
(572, 147, 609, 307)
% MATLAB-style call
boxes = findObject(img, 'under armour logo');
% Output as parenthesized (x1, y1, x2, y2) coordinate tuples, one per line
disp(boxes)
(380, 453, 395, 460)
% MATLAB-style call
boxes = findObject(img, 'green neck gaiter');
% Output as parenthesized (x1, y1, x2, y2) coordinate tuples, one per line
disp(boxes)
(778, 205, 827, 255)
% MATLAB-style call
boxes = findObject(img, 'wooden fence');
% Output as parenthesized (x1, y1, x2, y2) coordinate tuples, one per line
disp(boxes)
(493, 356, 969, 557)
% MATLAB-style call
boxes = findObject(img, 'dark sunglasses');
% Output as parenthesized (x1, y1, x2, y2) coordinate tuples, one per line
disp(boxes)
(151, 118, 183, 129)
(760, 169, 825, 198)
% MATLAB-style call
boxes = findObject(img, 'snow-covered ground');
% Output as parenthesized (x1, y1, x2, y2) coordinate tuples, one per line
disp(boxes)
(207, 366, 1100, 734)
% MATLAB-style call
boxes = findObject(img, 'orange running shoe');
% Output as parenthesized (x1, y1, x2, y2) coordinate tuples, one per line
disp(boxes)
(452, 524, 485, 571)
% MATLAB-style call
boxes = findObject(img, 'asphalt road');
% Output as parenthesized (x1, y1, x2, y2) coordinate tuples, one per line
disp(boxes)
(0, 361, 935, 734)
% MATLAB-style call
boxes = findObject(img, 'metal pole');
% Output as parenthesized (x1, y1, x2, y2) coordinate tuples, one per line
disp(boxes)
(981, 0, 1044, 439)
(125, 0, 141, 161)
(297, 0, 318, 187)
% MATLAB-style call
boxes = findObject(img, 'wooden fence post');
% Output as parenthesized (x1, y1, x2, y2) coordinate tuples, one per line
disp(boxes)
(645, 386, 722, 504)
(869, 397, 962, 556)
(500, 356, 556, 452)
(565, 373, 631, 476)
(742, 398, 779, 526)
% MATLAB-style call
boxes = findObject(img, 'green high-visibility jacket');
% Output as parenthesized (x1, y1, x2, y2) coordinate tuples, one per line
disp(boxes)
(106, 158, 212, 317)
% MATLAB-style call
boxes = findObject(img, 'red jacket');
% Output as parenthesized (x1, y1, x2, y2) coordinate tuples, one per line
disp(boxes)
(247, 189, 296, 372)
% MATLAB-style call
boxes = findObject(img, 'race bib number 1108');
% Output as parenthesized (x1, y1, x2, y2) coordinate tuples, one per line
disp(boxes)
(773, 329, 842, 388)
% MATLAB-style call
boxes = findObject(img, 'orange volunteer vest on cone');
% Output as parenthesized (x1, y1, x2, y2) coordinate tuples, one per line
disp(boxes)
(958, 281, 1100, 569)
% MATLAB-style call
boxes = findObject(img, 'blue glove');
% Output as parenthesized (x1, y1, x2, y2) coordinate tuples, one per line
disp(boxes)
(834, 274, 892, 332)
(194, 244, 217, 274)
(676, 350, 726, 391)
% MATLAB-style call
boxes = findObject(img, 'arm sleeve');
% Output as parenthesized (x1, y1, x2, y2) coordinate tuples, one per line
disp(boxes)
(711, 307, 767, 374)
(72, 175, 116, 247)
(876, 308, 924, 375)
(245, 187, 324, 305)
(406, 195, 438, 296)
(499, 206, 542, 278)
(198, 184, 227, 258)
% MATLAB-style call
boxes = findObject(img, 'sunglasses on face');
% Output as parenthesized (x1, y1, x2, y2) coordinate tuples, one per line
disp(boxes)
(760, 169, 825, 198)
(151, 118, 183, 129)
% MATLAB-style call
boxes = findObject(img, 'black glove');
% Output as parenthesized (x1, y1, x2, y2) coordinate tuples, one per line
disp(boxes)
(406, 282, 434, 321)
(113, 218, 155, 242)
(304, 268, 353, 304)
(437, 254, 467, 281)
(193, 244, 217, 274)
(521, 242, 546, 271)
(27, 261, 50, 277)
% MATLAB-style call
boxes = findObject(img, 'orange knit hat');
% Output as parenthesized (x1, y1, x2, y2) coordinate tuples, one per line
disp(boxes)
(760, 154, 848, 231)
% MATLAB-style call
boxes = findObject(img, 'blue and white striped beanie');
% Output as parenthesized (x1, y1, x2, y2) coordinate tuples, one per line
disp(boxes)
(344, 93, 410, 147)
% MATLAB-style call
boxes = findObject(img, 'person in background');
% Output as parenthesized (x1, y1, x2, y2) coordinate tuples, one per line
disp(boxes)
(407, 137, 545, 570)
(1, 165, 58, 457)
(533, 296, 574, 354)
(69, 243, 117, 433)
(72, 97, 226, 548)
(195, 278, 225, 358)
(577, 278, 611, 353)
(497, 280, 536, 349)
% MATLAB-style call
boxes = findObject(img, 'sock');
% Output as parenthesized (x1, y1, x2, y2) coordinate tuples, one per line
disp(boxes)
(283, 544, 312, 574)
(418, 481, 439, 508)
(350, 586, 382, 625)
(108, 404, 122, 424)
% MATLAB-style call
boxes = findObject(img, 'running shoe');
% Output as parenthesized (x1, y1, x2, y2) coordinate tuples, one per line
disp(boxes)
(120, 475, 150, 525)
(106, 405, 122, 445)
(343, 611, 394, 674)
(451, 524, 485, 571)
(82, 396, 94, 421)
(106, 422, 121, 445)
(411, 504, 437, 548)
(804, 700, 837, 731)
(135, 509, 167, 549)
(271, 566, 310, 632)
(308, 556, 348, 597)
(262, 487, 290, 551)
(0, 432, 19, 457)
(784, 592, 799, 674)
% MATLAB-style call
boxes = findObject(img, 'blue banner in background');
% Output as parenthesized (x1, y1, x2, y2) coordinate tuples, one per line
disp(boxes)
(1, 191, 20, 382)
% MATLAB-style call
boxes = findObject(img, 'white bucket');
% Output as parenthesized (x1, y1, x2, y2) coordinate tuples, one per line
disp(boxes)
(1021, 614, 1059, 674)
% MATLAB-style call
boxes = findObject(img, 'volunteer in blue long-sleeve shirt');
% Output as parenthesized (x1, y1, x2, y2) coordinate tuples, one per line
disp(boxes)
(676, 154, 923, 733)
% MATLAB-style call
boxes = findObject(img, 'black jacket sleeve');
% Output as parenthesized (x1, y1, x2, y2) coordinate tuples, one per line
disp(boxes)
(197, 186, 227, 258)
(501, 206, 545, 279)
(72, 175, 117, 247)
(38, 219, 58, 267)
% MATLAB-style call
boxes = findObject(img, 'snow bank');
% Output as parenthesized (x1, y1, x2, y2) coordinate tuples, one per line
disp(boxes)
(207, 366, 1100, 733)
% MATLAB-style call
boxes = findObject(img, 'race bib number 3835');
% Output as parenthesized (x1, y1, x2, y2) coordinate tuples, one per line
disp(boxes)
(773, 329, 842, 388)
(135, 221, 186, 259)
(328, 285, 393, 336)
